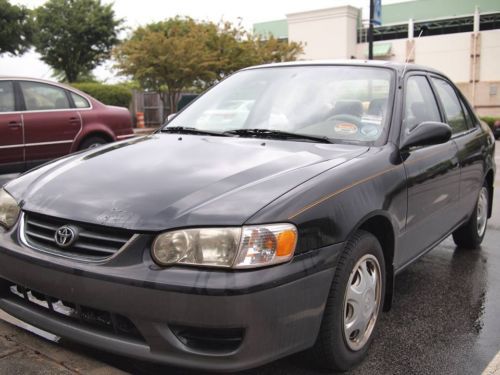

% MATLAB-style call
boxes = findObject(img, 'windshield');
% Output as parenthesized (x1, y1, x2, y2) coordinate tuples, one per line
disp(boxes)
(166, 65, 394, 144)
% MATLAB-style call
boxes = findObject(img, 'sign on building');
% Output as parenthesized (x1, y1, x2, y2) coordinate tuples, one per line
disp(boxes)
(373, 0, 382, 26)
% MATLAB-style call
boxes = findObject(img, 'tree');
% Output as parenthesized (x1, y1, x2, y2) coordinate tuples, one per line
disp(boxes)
(204, 21, 303, 86)
(33, 0, 122, 82)
(114, 18, 219, 113)
(114, 17, 303, 113)
(0, 0, 33, 56)
(254, 35, 304, 64)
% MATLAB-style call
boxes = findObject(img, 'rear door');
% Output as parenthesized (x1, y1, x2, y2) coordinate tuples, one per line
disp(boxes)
(430, 77, 486, 221)
(0, 81, 24, 174)
(18, 80, 81, 168)
(397, 73, 460, 267)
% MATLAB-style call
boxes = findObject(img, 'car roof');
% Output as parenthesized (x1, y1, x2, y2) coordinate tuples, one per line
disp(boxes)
(0, 76, 93, 100)
(0, 76, 72, 87)
(243, 59, 445, 77)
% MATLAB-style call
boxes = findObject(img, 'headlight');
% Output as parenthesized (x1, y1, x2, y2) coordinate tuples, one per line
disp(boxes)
(152, 223, 297, 269)
(0, 189, 21, 230)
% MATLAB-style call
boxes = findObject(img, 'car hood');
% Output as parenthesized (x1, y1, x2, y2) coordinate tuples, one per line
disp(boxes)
(6, 134, 368, 231)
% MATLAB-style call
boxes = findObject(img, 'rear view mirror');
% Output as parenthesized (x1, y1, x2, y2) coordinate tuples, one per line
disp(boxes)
(400, 121, 452, 150)
(167, 113, 177, 122)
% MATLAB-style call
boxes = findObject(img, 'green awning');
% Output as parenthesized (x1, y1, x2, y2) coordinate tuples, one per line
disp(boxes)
(372, 43, 392, 57)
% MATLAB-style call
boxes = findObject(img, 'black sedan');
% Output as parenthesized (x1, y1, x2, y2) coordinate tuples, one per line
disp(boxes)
(0, 61, 496, 372)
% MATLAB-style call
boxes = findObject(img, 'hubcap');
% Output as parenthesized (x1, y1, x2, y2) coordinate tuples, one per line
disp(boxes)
(88, 143, 102, 149)
(343, 254, 382, 351)
(477, 187, 488, 237)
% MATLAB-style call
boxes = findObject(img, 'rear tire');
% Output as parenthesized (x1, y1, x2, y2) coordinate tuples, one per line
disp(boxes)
(452, 184, 489, 249)
(78, 136, 107, 150)
(309, 230, 385, 371)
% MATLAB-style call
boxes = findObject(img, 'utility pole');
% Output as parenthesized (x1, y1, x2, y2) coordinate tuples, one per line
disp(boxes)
(368, 0, 374, 60)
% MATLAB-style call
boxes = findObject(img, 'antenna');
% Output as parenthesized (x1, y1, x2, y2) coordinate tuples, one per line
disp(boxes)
(401, 24, 428, 78)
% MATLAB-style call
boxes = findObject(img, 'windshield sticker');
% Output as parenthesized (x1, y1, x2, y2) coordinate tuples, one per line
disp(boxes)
(334, 123, 358, 134)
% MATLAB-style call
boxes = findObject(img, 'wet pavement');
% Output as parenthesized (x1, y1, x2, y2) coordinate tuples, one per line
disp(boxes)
(0, 143, 499, 374)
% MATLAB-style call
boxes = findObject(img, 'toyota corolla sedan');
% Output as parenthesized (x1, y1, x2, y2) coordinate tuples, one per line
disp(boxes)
(0, 61, 495, 372)
(0, 77, 134, 174)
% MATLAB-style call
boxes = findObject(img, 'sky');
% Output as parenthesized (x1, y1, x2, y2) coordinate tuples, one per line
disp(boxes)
(0, 0, 410, 81)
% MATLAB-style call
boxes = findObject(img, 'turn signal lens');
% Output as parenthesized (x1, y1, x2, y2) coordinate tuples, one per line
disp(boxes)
(233, 224, 297, 269)
(276, 230, 297, 257)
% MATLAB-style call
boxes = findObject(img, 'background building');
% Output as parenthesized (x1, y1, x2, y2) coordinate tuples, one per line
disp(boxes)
(254, 0, 500, 116)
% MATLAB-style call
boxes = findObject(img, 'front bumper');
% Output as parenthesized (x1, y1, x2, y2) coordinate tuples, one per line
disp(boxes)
(0, 223, 342, 372)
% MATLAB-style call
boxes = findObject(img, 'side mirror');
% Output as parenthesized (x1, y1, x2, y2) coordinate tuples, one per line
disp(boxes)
(400, 121, 452, 150)
(167, 113, 177, 122)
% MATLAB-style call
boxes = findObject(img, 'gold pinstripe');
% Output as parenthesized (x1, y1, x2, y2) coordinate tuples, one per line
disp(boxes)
(287, 147, 452, 220)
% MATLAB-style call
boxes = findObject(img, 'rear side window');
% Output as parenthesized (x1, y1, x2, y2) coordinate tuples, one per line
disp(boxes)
(403, 75, 441, 134)
(0, 81, 15, 112)
(431, 78, 468, 134)
(70, 92, 90, 108)
(459, 98, 476, 129)
(20, 81, 70, 111)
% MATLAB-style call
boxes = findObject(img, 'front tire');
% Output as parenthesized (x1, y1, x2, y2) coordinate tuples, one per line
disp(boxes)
(310, 230, 385, 371)
(452, 185, 489, 249)
(78, 136, 108, 150)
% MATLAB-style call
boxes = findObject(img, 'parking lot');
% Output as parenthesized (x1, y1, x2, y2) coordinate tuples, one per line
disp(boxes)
(0, 142, 499, 374)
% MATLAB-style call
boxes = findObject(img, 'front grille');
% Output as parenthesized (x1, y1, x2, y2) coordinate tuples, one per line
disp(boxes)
(9, 285, 145, 342)
(23, 212, 133, 261)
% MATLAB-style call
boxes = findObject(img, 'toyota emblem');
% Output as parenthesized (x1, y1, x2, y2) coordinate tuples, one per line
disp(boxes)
(54, 225, 78, 248)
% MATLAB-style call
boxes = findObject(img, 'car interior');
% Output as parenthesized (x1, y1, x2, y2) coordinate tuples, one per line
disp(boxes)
(0, 83, 15, 112)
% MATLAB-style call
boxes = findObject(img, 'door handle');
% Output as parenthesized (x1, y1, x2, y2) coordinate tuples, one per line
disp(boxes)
(7, 121, 22, 129)
(68, 117, 80, 125)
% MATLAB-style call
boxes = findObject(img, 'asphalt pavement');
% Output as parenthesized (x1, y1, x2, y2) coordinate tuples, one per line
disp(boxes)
(0, 142, 499, 374)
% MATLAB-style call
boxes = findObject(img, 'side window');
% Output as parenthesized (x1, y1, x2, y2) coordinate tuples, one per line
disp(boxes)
(0, 81, 15, 112)
(70, 92, 90, 108)
(459, 97, 476, 129)
(20, 81, 70, 111)
(403, 75, 441, 134)
(431, 78, 468, 133)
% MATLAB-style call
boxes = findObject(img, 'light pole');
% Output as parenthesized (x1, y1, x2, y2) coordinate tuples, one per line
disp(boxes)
(368, 0, 374, 60)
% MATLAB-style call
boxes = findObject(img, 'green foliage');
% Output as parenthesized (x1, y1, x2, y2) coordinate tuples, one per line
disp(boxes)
(114, 17, 303, 113)
(199, 20, 303, 89)
(33, 0, 122, 82)
(71, 82, 132, 108)
(114, 17, 218, 113)
(53, 69, 99, 83)
(480, 116, 500, 132)
(0, 0, 33, 55)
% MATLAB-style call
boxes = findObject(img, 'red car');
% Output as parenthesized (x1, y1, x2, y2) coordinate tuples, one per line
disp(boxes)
(494, 120, 500, 139)
(0, 77, 134, 174)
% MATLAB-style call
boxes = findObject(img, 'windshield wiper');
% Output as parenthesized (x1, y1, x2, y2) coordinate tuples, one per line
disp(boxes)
(224, 128, 333, 143)
(160, 126, 229, 137)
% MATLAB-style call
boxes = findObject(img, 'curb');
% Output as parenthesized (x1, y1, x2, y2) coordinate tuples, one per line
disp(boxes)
(483, 351, 500, 375)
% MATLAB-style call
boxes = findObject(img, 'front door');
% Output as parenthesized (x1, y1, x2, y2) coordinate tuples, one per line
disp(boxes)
(18, 81, 81, 168)
(397, 74, 460, 268)
(0, 81, 24, 173)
